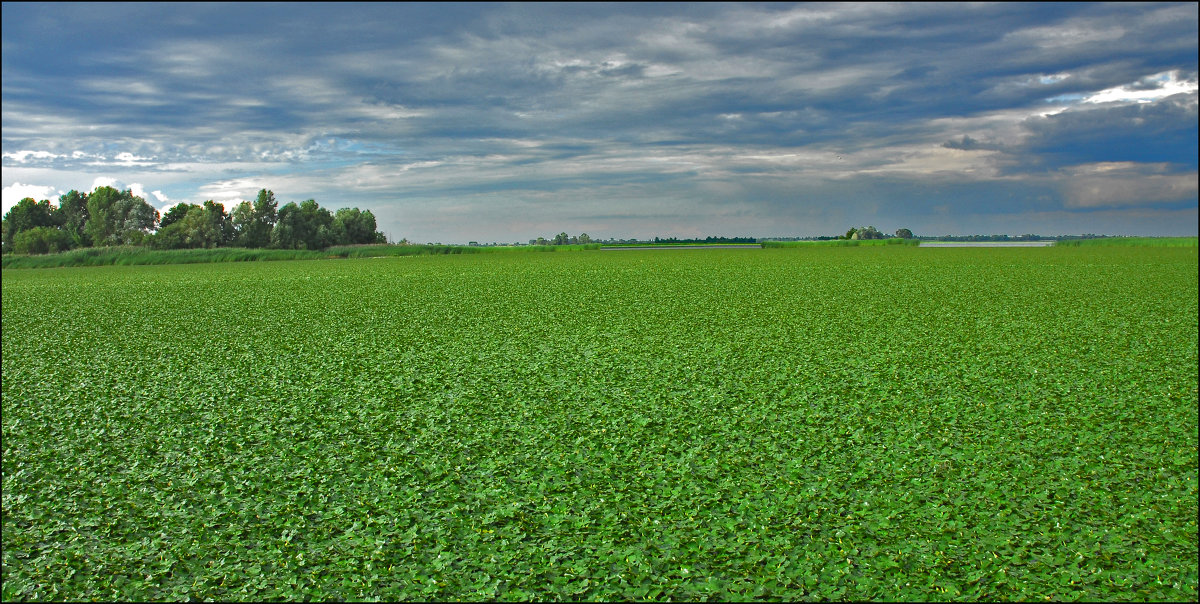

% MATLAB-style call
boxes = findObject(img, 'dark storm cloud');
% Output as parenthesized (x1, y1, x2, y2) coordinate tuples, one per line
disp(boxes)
(3, 2, 1196, 239)
(1017, 92, 1199, 168)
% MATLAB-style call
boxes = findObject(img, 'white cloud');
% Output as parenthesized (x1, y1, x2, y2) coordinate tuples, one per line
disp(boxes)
(126, 183, 170, 205)
(3, 150, 63, 162)
(1083, 70, 1198, 105)
(1007, 22, 1126, 50)
(2, 182, 63, 214)
(114, 152, 154, 164)
(82, 152, 156, 167)
(194, 179, 262, 211)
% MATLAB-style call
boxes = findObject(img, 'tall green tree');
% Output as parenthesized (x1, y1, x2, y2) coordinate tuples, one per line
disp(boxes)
(233, 189, 277, 248)
(159, 203, 198, 230)
(271, 199, 333, 249)
(854, 226, 883, 240)
(85, 186, 158, 246)
(2, 197, 57, 252)
(360, 209, 385, 244)
(149, 221, 188, 249)
(56, 190, 91, 248)
(182, 205, 223, 248)
(150, 203, 228, 249)
(331, 207, 386, 245)
(231, 201, 255, 246)
(202, 200, 234, 246)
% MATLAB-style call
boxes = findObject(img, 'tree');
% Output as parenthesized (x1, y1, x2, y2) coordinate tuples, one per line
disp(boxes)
(56, 190, 91, 248)
(554, 232, 569, 245)
(895, 228, 914, 239)
(852, 226, 883, 240)
(331, 207, 386, 245)
(159, 203, 198, 230)
(148, 220, 189, 249)
(231, 201, 255, 246)
(235, 189, 277, 248)
(271, 203, 300, 249)
(149, 204, 224, 249)
(183, 205, 222, 248)
(85, 186, 158, 246)
(578, 233, 592, 244)
(271, 199, 332, 249)
(3, 197, 58, 252)
(359, 210, 385, 244)
(202, 201, 234, 246)
(843, 227, 858, 240)
(12, 226, 72, 255)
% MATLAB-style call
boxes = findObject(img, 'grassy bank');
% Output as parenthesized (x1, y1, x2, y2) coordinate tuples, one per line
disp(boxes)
(1, 243, 603, 269)
(1054, 236, 1198, 247)
(0, 246, 331, 269)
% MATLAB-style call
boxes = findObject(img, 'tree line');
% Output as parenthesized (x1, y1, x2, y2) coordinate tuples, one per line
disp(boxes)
(2, 187, 385, 255)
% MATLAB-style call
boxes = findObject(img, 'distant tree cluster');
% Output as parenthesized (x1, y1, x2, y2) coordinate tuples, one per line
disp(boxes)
(844, 226, 883, 240)
(839, 226, 915, 240)
(2, 187, 386, 254)
(529, 232, 592, 245)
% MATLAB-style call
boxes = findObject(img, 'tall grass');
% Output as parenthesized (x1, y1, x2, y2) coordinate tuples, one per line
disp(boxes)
(1, 246, 332, 269)
(2, 243, 605, 269)
(761, 238, 920, 248)
(1054, 237, 1198, 247)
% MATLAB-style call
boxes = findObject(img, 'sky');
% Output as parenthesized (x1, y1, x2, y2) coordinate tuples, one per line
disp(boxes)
(2, 2, 1197, 242)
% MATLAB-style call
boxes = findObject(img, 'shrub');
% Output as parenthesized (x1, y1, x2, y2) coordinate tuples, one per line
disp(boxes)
(12, 227, 73, 255)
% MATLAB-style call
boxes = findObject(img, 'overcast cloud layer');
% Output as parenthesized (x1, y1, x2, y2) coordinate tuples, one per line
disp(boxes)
(3, 2, 1197, 241)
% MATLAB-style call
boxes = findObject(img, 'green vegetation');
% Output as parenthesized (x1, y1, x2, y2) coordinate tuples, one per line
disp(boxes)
(2, 187, 386, 256)
(1, 243, 604, 269)
(0, 246, 331, 269)
(1055, 236, 1198, 247)
(3, 246, 1197, 601)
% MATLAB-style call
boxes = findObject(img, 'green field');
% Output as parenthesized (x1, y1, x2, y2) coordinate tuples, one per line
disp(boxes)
(3, 246, 1197, 601)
